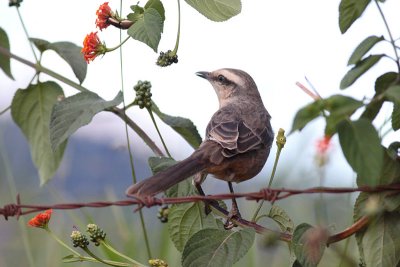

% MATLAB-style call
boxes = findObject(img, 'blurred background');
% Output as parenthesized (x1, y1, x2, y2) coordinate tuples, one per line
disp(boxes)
(0, 0, 399, 266)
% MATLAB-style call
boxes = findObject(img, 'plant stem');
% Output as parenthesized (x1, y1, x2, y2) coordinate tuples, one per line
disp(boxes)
(106, 36, 130, 53)
(101, 240, 146, 266)
(16, 7, 38, 63)
(0, 45, 165, 157)
(117, 1, 152, 258)
(0, 46, 88, 92)
(173, 0, 181, 54)
(148, 108, 172, 157)
(0, 105, 10, 116)
(251, 129, 286, 222)
(110, 107, 164, 157)
(67, 256, 131, 266)
(374, 0, 400, 74)
(45, 228, 81, 257)
(83, 247, 125, 267)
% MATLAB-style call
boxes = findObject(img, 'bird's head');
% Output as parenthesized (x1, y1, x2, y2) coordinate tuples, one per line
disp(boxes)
(196, 68, 262, 107)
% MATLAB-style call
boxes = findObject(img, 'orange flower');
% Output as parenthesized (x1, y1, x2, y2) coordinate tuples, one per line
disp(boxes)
(81, 32, 106, 63)
(96, 2, 113, 31)
(28, 209, 52, 228)
(316, 135, 332, 155)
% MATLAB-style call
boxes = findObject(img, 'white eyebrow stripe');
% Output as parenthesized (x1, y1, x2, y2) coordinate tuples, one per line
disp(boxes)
(214, 69, 245, 87)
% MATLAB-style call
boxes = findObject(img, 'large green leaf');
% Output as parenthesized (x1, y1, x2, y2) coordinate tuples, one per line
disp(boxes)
(145, 0, 165, 20)
(354, 156, 400, 267)
(184, 0, 241, 22)
(338, 119, 383, 186)
(348, 35, 384, 65)
(339, 0, 371, 34)
(324, 95, 364, 135)
(151, 102, 202, 149)
(362, 213, 400, 267)
(355, 194, 400, 267)
(168, 202, 221, 252)
(127, 8, 164, 52)
(0, 27, 13, 80)
(182, 228, 255, 267)
(11, 82, 66, 184)
(30, 38, 87, 84)
(292, 223, 327, 267)
(340, 54, 384, 89)
(385, 85, 400, 105)
(290, 100, 324, 133)
(49, 91, 123, 150)
(392, 103, 400, 131)
(361, 72, 397, 121)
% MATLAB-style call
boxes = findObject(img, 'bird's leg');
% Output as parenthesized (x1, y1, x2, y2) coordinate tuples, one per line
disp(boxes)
(224, 181, 241, 230)
(193, 172, 215, 215)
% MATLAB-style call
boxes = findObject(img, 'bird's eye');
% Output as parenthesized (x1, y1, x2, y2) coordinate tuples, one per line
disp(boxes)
(217, 75, 226, 83)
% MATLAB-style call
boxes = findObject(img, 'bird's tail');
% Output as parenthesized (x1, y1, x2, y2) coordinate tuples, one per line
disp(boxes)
(125, 154, 207, 197)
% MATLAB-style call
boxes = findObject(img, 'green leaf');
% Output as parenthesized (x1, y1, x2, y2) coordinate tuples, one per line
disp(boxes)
(30, 38, 87, 84)
(379, 148, 400, 185)
(375, 72, 398, 94)
(127, 5, 144, 23)
(127, 8, 164, 52)
(47, 42, 87, 84)
(145, 0, 165, 20)
(338, 119, 383, 186)
(361, 213, 400, 267)
(324, 94, 363, 116)
(29, 37, 50, 53)
(268, 205, 294, 233)
(11, 82, 66, 184)
(385, 85, 400, 104)
(290, 100, 324, 133)
(292, 223, 328, 267)
(49, 91, 123, 150)
(0, 27, 14, 80)
(340, 54, 384, 89)
(339, 0, 371, 34)
(348, 35, 384, 65)
(184, 0, 241, 22)
(392, 103, 400, 131)
(182, 228, 255, 267)
(168, 202, 221, 252)
(353, 192, 371, 263)
(361, 72, 398, 121)
(324, 95, 364, 135)
(151, 102, 202, 149)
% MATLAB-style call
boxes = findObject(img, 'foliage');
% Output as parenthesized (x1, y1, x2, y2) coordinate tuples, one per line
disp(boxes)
(0, 0, 399, 266)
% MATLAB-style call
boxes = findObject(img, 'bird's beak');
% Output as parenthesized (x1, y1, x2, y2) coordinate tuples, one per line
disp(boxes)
(195, 71, 210, 80)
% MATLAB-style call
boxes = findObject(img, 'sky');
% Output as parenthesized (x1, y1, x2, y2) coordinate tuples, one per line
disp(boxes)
(1, 0, 399, 187)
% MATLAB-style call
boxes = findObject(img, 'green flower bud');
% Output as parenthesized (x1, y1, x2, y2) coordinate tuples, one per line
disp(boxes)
(71, 230, 90, 248)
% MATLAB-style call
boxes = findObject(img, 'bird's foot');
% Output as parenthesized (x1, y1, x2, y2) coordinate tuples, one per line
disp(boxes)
(223, 207, 242, 230)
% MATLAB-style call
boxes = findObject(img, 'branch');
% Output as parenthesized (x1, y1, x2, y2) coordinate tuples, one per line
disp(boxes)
(3, 184, 399, 245)
(108, 107, 165, 157)
(0, 45, 165, 157)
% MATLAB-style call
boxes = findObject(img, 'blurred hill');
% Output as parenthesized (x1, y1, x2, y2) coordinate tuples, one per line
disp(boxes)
(0, 119, 153, 200)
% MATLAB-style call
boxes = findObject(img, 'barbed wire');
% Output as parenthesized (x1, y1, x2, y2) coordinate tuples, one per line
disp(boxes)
(1, 184, 399, 244)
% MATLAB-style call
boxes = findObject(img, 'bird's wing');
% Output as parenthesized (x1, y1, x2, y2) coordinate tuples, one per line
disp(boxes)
(206, 109, 271, 157)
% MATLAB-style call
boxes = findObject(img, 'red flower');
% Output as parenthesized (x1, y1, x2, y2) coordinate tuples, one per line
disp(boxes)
(96, 2, 113, 31)
(28, 209, 52, 228)
(81, 32, 105, 63)
(316, 135, 332, 155)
